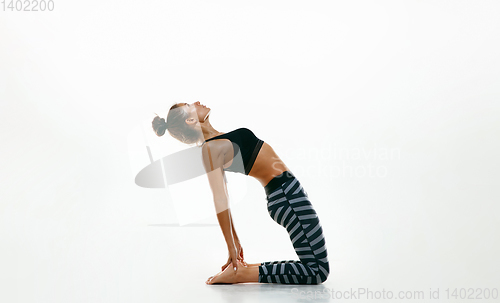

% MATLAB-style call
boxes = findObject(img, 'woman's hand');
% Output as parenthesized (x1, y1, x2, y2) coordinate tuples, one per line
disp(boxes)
(236, 242, 247, 267)
(224, 246, 239, 273)
(222, 242, 247, 271)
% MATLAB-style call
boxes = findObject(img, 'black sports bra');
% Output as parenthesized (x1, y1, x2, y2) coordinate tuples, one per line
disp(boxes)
(203, 128, 264, 175)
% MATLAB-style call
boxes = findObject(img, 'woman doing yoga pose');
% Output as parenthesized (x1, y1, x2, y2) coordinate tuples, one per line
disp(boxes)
(152, 101, 329, 285)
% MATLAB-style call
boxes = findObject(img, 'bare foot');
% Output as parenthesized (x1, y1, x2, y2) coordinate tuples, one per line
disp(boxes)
(206, 260, 260, 284)
(206, 264, 238, 284)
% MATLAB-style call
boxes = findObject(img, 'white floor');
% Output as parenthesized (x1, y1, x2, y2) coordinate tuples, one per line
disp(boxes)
(2, 172, 499, 303)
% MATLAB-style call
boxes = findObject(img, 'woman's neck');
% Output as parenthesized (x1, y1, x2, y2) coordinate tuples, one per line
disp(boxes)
(200, 119, 223, 140)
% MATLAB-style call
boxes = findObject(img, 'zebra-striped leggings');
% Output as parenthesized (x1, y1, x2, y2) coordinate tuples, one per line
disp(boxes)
(258, 171, 330, 284)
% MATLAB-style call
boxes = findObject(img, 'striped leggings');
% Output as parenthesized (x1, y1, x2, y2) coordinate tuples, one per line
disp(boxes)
(258, 171, 330, 284)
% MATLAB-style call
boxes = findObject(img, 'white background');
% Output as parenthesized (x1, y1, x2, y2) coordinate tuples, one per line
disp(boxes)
(1, 1, 499, 302)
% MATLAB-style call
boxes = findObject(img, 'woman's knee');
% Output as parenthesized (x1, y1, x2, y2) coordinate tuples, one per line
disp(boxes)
(316, 262, 330, 284)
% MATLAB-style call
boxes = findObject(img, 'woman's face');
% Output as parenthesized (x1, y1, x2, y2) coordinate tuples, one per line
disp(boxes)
(183, 101, 211, 123)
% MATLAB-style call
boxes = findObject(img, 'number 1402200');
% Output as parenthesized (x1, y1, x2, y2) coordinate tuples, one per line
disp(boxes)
(1, 0, 54, 11)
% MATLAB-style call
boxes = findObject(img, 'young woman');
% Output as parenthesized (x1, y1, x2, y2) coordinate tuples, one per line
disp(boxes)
(152, 101, 329, 285)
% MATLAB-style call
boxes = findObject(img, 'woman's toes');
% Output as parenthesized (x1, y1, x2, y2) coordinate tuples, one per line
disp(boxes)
(210, 274, 222, 284)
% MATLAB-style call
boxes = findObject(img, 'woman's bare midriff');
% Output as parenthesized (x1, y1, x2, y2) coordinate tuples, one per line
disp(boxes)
(248, 142, 291, 187)
(208, 138, 291, 188)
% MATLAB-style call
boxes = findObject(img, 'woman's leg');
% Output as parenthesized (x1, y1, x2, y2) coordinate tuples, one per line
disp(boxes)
(207, 175, 329, 285)
(259, 176, 330, 285)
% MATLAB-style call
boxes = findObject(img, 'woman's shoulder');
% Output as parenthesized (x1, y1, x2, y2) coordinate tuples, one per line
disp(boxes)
(202, 137, 234, 154)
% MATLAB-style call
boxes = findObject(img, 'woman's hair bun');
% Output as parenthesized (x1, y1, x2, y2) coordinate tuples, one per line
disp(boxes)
(152, 114, 168, 137)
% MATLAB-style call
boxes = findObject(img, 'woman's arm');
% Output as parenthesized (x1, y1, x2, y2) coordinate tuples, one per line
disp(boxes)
(215, 205, 236, 251)
(230, 211, 239, 244)
(201, 142, 239, 270)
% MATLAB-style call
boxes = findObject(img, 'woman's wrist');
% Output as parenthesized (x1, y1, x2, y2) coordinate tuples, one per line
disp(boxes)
(227, 243, 237, 254)
(226, 237, 237, 250)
